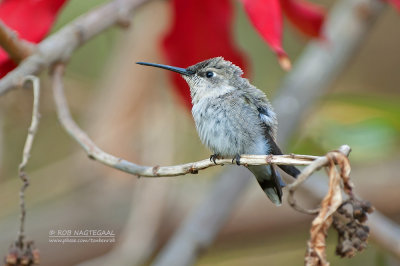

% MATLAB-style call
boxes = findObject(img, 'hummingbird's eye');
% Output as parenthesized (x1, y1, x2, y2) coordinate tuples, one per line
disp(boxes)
(205, 71, 215, 78)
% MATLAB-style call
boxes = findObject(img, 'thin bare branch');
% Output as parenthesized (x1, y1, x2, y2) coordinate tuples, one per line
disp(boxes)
(0, 0, 151, 95)
(0, 20, 36, 63)
(287, 146, 351, 215)
(51, 63, 332, 178)
(17, 75, 41, 247)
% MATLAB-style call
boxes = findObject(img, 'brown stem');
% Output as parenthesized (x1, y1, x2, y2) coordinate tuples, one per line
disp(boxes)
(0, 21, 35, 63)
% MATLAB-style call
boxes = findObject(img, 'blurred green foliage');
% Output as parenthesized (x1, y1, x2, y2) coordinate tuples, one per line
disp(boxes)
(293, 94, 400, 161)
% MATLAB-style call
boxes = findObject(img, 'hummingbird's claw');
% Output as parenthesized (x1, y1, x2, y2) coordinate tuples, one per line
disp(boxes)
(232, 154, 241, 165)
(210, 154, 220, 164)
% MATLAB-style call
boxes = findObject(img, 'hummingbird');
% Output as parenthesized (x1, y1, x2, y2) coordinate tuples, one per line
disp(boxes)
(137, 57, 300, 205)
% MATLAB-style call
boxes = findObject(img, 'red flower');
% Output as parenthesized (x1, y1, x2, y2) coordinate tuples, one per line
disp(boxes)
(242, 0, 286, 68)
(162, 0, 326, 108)
(281, 0, 326, 38)
(163, 0, 247, 108)
(242, 0, 325, 70)
(0, 0, 67, 78)
(387, 0, 400, 12)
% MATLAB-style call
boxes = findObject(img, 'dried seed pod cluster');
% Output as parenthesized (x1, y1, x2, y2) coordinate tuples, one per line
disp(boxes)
(333, 198, 374, 258)
(5, 241, 39, 266)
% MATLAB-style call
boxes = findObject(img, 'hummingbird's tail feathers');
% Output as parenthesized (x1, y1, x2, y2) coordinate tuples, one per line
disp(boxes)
(263, 186, 282, 206)
(261, 129, 301, 179)
(278, 164, 301, 179)
(274, 166, 286, 187)
(248, 165, 284, 206)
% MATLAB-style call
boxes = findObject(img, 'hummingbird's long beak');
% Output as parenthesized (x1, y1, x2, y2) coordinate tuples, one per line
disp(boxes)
(136, 62, 194, 76)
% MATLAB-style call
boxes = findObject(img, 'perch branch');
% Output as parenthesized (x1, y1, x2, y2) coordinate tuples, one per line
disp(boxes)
(0, 0, 150, 95)
(51, 63, 331, 177)
(17, 75, 41, 247)
(0, 20, 36, 63)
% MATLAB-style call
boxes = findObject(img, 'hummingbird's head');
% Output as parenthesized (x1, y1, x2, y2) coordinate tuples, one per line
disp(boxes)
(137, 57, 246, 104)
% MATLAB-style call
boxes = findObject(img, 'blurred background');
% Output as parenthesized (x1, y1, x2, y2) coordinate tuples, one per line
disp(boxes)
(0, 0, 399, 265)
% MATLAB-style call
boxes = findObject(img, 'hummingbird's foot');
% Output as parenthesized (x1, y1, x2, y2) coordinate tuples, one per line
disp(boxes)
(210, 154, 221, 164)
(232, 154, 241, 165)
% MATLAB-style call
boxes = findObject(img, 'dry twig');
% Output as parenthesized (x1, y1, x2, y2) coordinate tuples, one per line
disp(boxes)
(6, 76, 41, 266)
(17, 76, 40, 246)
(287, 146, 351, 214)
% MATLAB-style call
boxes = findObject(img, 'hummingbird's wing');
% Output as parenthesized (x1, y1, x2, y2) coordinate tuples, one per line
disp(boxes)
(258, 107, 301, 179)
(263, 130, 301, 178)
(240, 90, 300, 178)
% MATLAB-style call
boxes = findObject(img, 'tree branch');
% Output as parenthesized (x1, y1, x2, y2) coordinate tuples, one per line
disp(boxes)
(51, 63, 331, 178)
(0, 0, 150, 95)
(0, 20, 36, 63)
